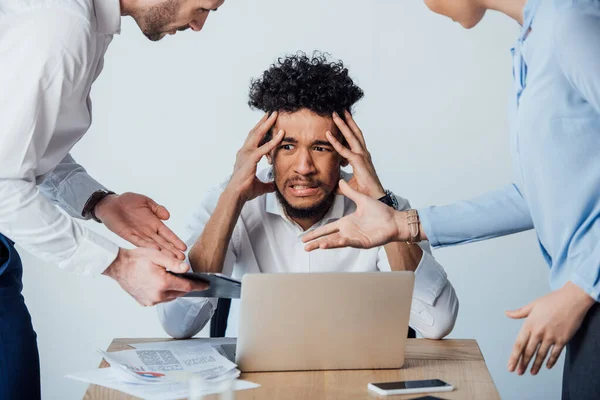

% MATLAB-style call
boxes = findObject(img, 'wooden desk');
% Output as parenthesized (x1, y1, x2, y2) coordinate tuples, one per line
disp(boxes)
(83, 338, 499, 400)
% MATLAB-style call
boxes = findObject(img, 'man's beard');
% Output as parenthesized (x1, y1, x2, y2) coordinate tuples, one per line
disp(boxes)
(137, 0, 180, 41)
(274, 189, 335, 220)
(272, 170, 336, 220)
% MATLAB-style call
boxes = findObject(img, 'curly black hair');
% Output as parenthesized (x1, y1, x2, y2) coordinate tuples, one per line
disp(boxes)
(248, 51, 364, 121)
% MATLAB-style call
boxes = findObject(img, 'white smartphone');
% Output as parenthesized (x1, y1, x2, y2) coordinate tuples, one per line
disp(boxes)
(367, 379, 454, 396)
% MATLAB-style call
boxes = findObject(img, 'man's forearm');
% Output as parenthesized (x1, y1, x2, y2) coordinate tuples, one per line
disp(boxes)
(0, 178, 118, 274)
(189, 187, 245, 273)
(38, 153, 108, 219)
(383, 242, 423, 272)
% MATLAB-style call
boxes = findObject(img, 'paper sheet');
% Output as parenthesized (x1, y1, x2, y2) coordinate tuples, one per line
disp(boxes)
(100, 343, 237, 381)
(130, 338, 237, 351)
(130, 339, 238, 365)
(67, 367, 259, 400)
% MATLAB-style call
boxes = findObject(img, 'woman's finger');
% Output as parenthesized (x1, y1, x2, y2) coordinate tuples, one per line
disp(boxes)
(530, 341, 552, 375)
(508, 326, 531, 372)
(302, 223, 341, 247)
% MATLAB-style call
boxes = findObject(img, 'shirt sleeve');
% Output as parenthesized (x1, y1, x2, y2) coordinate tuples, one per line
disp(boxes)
(552, 5, 600, 300)
(554, 4, 600, 115)
(417, 183, 534, 248)
(157, 185, 238, 338)
(0, 11, 118, 275)
(39, 153, 108, 219)
(377, 241, 459, 339)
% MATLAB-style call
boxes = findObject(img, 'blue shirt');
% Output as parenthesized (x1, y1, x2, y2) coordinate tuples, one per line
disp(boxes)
(418, 0, 600, 301)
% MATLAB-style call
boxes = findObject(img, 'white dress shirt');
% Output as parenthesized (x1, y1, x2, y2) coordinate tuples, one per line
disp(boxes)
(0, 0, 121, 274)
(158, 168, 459, 339)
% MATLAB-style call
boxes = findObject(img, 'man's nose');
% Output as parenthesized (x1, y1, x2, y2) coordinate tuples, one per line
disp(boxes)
(293, 150, 317, 175)
(189, 12, 210, 32)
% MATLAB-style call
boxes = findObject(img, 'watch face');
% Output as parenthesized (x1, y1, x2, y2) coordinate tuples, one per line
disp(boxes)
(377, 190, 398, 210)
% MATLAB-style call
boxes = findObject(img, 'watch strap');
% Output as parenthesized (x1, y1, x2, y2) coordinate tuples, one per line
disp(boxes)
(406, 209, 421, 244)
(82, 190, 116, 223)
(377, 190, 399, 210)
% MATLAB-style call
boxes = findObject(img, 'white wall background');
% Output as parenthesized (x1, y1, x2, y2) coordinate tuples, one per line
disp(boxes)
(19, 0, 562, 398)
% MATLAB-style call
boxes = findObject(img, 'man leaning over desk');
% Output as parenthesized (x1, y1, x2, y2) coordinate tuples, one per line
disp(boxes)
(158, 52, 459, 340)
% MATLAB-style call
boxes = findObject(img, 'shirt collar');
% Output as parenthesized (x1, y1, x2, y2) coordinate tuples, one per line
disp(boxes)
(265, 190, 283, 216)
(94, 0, 121, 35)
(320, 193, 346, 223)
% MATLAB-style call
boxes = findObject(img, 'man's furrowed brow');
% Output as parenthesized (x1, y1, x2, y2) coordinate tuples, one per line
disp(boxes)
(282, 137, 298, 143)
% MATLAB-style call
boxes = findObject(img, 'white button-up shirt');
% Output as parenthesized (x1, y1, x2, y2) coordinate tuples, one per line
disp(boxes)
(0, 0, 121, 274)
(158, 169, 459, 339)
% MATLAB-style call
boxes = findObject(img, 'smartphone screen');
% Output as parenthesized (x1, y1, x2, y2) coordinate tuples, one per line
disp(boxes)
(371, 379, 451, 391)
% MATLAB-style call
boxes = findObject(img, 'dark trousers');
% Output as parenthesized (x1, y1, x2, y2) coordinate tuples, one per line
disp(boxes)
(0, 234, 41, 400)
(562, 302, 600, 400)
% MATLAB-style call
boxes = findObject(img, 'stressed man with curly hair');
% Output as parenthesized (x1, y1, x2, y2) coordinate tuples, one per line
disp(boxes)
(157, 52, 459, 340)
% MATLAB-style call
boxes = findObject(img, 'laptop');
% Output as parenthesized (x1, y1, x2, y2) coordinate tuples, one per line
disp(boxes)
(234, 272, 415, 372)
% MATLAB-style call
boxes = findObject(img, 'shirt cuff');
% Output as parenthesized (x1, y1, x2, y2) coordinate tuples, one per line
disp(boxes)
(571, 271, 600, 303)
(57, 227, 119, 275)
(413, 250, 448, 306)
(417, 207, 441, 248)
(57, 172, 107, 219)
(568, 239, 600, 302)
(157, 297, 217, 339)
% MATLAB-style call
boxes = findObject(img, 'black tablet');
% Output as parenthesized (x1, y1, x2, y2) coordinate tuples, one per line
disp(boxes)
(170, 272, 241, 299)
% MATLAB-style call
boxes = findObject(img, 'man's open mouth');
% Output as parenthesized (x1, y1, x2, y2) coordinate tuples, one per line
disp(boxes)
(287, 182, 321, 197)
(290, 184, 318, 189)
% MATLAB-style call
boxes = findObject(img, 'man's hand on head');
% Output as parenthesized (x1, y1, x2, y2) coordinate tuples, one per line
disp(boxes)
(327, 110, 385, 199)
(95, 192, 187, 260)
(183, 113, 282, 276)
(227, 112, 284, 202)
